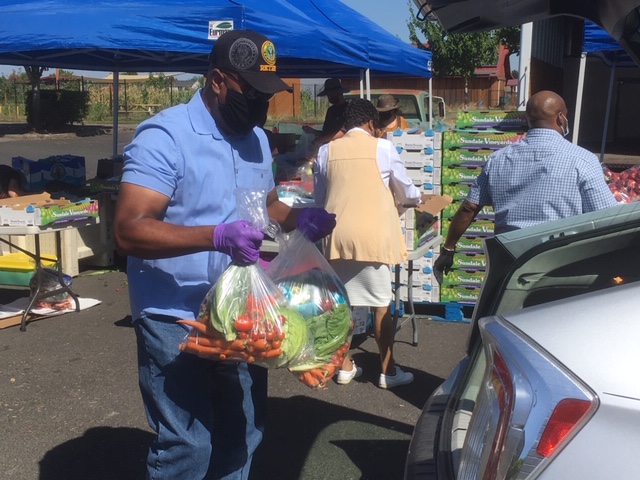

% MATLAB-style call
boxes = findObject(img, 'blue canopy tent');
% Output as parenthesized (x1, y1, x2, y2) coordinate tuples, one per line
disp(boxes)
(0, 0, 432, 77)
(0, 0, 432, 154)
(574, 21, 636, 161)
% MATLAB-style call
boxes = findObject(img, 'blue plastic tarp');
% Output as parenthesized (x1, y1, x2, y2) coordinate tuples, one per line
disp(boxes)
(583, 21, 635, 67)
(0, 0, 432, 78)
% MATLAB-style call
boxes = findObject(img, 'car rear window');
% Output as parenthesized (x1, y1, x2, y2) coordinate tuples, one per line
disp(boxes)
(495, 225, 640, 314)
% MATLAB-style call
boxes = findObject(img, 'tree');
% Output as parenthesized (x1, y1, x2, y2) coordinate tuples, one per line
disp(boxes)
(409, 18, 497, 108)
(496, 26, 521, 55)
(408, 5, 521, 108)
(24, 65, 47, 131)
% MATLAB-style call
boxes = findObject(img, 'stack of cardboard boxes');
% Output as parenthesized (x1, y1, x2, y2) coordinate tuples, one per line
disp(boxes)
(437, 111, 528, 306)
(387, 128, 448, 304)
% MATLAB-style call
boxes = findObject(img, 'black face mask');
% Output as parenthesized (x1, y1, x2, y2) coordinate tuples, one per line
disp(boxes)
(219, 90, 268, 136)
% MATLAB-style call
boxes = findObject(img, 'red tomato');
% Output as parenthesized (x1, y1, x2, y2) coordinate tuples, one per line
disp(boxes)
(234, 316, 253, 332)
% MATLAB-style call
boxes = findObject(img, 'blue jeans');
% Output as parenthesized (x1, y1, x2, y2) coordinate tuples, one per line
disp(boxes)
(135, 314, 267, 480)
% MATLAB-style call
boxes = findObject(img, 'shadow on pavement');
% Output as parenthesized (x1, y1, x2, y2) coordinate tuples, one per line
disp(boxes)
(114, 315, 134, 328)
(39, 426, 153, 480)
(0, 122, 112, 138)
(251, 394, 429, 480)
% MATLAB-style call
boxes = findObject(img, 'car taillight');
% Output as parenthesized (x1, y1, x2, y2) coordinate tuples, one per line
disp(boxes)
(536, 398, 592, 457)
(457, 317, 597, 479)
(482, 350, 514, 480)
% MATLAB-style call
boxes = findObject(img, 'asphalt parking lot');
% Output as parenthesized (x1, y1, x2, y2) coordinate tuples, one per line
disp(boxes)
(0, 124, 471, 480)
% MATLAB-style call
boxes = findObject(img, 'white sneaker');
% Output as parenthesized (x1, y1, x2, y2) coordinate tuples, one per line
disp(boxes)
(336, 361, 363, 385)
(378, 366, 414, 389)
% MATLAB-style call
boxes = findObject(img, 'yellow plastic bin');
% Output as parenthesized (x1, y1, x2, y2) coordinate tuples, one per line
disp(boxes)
(0, 252, 57, 287)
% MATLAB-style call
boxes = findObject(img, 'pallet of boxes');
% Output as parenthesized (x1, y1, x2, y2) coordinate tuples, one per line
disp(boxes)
(388, 127, 447, 311)
(438, 111, 528, 319)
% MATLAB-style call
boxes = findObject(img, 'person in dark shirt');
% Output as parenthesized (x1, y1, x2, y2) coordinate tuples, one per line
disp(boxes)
(0, 165, 28, 199)
(303, 78, 350, 153)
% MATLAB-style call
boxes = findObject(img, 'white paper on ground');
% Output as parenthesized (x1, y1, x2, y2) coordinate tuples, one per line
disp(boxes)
(0, 297, 101, 319)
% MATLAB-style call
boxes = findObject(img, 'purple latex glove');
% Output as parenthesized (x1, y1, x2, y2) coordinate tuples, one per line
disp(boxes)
(296, 208, 337, 243)
(213, 220, 264, 265)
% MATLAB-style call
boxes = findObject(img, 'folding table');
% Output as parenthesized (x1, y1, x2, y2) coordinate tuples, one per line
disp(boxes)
(0, 220, 97, 331)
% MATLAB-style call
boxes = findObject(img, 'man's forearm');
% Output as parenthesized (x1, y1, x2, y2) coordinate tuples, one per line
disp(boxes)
(443, 200, 481, 250)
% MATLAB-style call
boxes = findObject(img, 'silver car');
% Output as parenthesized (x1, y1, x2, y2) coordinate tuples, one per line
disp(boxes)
(404, 201, 640, 479)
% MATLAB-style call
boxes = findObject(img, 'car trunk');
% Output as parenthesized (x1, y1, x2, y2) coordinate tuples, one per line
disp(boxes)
(436, 200, 640, 477)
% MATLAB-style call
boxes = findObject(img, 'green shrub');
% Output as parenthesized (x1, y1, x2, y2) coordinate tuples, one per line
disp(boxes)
(25, 90, 89, 130)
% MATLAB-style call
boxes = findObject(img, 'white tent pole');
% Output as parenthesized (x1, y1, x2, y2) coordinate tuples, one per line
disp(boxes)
(572, 52, 587, 144)
(429, 77, 433, 130)
(112, 69, 120, 158)
(600, 54, 617, 162)
(365, 68, 371, 100)
(359, 69, 365, 98)
(517, 22, 533, 111)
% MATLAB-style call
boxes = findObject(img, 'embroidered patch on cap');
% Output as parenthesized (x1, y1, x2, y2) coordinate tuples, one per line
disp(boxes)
(228, 38, 259, 70)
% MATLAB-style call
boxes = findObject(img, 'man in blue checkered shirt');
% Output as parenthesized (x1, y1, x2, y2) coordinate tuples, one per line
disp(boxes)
(434, 90, 618, 284)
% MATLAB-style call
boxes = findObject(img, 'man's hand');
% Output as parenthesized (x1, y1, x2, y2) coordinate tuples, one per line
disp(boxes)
(213, 221, 264, 265)
(296, 208, 336, 243)
(433, 248, 455, 284)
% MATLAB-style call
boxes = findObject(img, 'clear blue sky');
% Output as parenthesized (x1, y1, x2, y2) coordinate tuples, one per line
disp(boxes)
(0, 1, 417, 78)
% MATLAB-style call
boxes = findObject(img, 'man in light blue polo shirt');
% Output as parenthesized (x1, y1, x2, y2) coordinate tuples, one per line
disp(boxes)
(114, 30, 335, 480)
(434, 90, 617, 284)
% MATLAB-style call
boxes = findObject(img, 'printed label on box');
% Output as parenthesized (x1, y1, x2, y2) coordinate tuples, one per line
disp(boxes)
(455, 110, 528, 130)
(442, 148, 494, 167)
(441, 165, 483, 185)
(442, 131, 526, 151)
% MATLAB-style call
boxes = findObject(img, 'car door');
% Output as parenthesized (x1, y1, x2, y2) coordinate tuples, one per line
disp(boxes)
(407, 200, 640, 479)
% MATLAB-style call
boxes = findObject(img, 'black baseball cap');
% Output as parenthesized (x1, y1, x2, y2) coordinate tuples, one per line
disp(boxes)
(209, 30, 292, 95)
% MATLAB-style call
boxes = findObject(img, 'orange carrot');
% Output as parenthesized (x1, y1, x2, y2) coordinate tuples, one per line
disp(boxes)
(257, 348, 283, 358)
(302, 371, 319, 388)
(186, 336, 246, 351)
(322, 364, 337, 377)
(177, 319, 209, 335)
(252, 339, 270, 352)
(180, 343, 250, 360)
(308, 368, 326, 381)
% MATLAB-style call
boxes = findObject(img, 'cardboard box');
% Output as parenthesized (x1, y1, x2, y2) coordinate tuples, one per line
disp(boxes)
(351, 306, 372, 335)
(0, 193, 99, 227)
(453, 235, 486, 253)
(450, 252, 487, 270)
(441, 269, 486, 287)
(406, 165, 440, 186)
(87, 177, 121, 195)
(96, 156, 124, 179)
(439, 285, 481, 304)
(396, 146, 441, 167)
(442, 217, 494, 238)
(415, 193, 453, 216)
(441, 200, 494, 220)
(13, 155, 86, 191)
(389, 129, 439, 150)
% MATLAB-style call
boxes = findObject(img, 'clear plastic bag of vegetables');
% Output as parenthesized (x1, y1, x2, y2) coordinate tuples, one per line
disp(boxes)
(178, 189, 310, 368)
(266, 229, 354, 389)
(178, 263, 310, 368)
